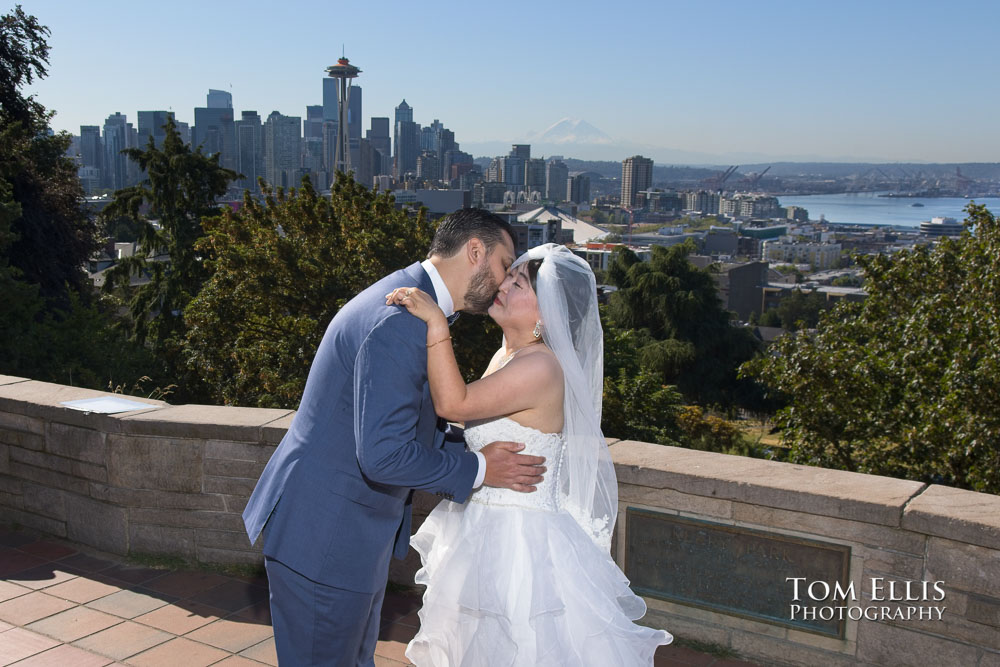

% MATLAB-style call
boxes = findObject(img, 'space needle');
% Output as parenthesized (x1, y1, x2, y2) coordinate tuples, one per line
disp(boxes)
(325, 56, 361, 176)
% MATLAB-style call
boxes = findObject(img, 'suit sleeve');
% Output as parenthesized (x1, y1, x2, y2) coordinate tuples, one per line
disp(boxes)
(354, 315, 478, 502)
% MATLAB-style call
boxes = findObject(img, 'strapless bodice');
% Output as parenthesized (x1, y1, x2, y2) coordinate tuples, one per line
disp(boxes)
(464, 417, 565, 512)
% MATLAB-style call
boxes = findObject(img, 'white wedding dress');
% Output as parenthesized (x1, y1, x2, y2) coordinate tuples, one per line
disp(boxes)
(405, 417, 672, 666)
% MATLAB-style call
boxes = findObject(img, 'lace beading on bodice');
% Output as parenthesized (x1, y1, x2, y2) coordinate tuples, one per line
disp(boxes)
(464, 417, 565, 512)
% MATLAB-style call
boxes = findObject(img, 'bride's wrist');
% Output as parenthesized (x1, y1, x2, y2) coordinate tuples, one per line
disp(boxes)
(426, 319, 449, 344)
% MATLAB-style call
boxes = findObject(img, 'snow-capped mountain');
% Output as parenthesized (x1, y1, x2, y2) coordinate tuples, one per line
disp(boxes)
(531, 118, 613, 145)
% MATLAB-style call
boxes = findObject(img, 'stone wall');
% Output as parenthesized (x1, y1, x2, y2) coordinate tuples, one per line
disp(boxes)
(612, 441, 1000, 667)
(1, 374, 998, 666)
(0, 375, 290, 565)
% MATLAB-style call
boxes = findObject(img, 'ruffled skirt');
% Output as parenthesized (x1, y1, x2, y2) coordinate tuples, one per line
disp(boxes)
(405, 500, 672, 666)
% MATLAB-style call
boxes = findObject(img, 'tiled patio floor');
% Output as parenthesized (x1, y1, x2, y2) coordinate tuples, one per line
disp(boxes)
(0, 528, 757, 666)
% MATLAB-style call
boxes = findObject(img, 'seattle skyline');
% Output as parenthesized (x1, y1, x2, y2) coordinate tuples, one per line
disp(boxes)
(24, 0, 1000, 164)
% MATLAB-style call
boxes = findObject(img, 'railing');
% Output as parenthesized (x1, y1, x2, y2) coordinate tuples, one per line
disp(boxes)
(0, 374, 997, 666)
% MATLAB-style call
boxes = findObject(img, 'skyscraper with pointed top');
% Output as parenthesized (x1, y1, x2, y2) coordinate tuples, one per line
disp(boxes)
(394, 100, 418, 179)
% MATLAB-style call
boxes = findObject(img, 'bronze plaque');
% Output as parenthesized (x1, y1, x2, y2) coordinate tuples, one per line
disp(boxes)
(625, 508, 851, 638)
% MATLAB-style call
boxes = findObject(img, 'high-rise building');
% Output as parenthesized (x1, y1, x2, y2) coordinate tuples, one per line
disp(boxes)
(442, 149, 472, 185)
(485, 158, 501, 183)
(419, 126, 437, 153)
(304, 105, 324, 139)
(137, 111, 174, 148)
(355, 137, 379, 190)
(235, 111, 263, 192)
(176, 121, 191, 145)
(264, 111, 301, 189)
(416, 151, 440, 181)
(499, 156, 524, 186)
(525, 158, 546, 196)
(79, 125, 103, 194)
(393, 100, 418, 179)
(683, 190, 720, 215)
(322, 79, 338, 123)
(302, 137, 324, 178)
(545, 160, 568, 201)
(510, 144, 531, 160)
(322, 121, 338, 178)
(367, 117, 391, 176)
(568, 174, 591, 204)
(103, 113, 130, 190)
(621, 155, 653, 209)
(348, 86, 362, 143)
(126, 123, 140, 185)
(79, 125, 102, 170)
(207, 89, 232, 109)
(438, 128, 456, 173)
(193, 102, 236, 171)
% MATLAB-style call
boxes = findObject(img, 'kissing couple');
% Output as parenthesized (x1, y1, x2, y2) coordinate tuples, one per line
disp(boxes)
(243, 209, 671, 665)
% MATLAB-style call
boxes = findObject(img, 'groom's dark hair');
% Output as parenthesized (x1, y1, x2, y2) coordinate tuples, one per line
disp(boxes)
(428, 209, 515, 259)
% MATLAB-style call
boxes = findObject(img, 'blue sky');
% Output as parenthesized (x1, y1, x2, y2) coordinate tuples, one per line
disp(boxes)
(23, 0, 1000, 163)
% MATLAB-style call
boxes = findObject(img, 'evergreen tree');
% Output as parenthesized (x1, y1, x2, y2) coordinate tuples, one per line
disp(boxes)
(101, 116, 236, 398)
(606, 242, 761, 409)
(1, 5, 97, 305)
(0, 6, 151, 388)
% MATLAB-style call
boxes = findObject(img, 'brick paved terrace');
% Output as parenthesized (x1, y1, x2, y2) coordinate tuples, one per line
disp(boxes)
(0, 528, 758, 667)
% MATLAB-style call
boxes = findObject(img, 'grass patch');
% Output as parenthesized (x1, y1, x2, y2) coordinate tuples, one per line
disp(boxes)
(674, 636, 739, 659)
(126, 551, 265, 579)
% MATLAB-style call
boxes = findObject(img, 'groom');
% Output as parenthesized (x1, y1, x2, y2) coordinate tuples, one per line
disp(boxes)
(243, 209, 545, 666)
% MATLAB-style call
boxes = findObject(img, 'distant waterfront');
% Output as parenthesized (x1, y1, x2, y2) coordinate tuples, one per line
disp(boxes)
(776, 192, 1000, 228)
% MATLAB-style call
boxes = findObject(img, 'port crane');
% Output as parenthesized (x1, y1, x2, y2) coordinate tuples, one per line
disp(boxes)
(702, 165, 739, 193)
(742, 165, 771, 192)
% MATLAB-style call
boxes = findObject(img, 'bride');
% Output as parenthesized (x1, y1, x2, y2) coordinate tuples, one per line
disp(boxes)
(387, 243, 671, 666)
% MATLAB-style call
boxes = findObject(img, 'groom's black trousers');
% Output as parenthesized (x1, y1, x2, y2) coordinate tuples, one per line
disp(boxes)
(265, 556, 385, 666)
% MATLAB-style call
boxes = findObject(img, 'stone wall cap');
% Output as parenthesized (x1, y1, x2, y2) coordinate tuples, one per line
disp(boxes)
(0, 379, 167, 430)
(0, 375, 30, 387)
(610, 440, 925, 526)
(902, 484, 1000, 551)
(120, 404, 293, 442)
(262, 412, 296, 444)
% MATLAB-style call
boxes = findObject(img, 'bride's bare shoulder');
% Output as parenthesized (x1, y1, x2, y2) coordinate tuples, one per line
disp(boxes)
(511, 346, 563, 381)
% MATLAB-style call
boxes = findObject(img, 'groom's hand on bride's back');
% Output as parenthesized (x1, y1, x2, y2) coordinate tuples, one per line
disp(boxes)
(481, 441, 546, 493)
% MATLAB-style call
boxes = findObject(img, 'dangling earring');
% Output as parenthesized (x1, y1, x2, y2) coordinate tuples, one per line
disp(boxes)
(533, 321, 542, 339)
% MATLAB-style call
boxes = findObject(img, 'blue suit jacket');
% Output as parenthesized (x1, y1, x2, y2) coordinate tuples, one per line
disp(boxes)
(243, 262, 479, 593)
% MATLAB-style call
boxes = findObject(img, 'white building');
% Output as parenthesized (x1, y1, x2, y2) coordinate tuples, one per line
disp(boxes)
(762, 239, 843, 270)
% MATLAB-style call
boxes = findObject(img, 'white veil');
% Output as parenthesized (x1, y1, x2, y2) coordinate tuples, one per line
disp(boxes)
(510, 243, 617, 550)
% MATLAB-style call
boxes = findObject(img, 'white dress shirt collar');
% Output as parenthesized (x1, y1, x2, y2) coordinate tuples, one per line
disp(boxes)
(420, 259, 455, 319)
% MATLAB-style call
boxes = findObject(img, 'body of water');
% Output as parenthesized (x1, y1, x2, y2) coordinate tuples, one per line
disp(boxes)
(776, 192, 1000, 228)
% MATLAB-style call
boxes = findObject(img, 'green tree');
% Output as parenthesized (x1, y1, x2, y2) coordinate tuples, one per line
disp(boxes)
(606, 242, 761, 409)
(743, 204, 1000, 493)
(831, 274, 862, 287)
(758, 308, 782, 328)
(1, 6, 97, 305)
(101, 116, 236, 398)
(0, 7, 153, 389)
(0, 179, 155, 387)
(602, 367, 683, 446)
(185, 174, 436, 407)
(775, 288, 829, 331)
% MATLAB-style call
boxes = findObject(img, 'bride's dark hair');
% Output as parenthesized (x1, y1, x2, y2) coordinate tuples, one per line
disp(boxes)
(526, 259, 543, 293)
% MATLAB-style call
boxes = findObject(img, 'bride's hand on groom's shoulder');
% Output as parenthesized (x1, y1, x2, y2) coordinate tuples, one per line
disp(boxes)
(481, 441, 546, 493)
(385, 287, 443, 325)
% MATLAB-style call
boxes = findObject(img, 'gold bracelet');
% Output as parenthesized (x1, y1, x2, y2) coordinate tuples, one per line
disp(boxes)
(426, 335, 452, 348)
